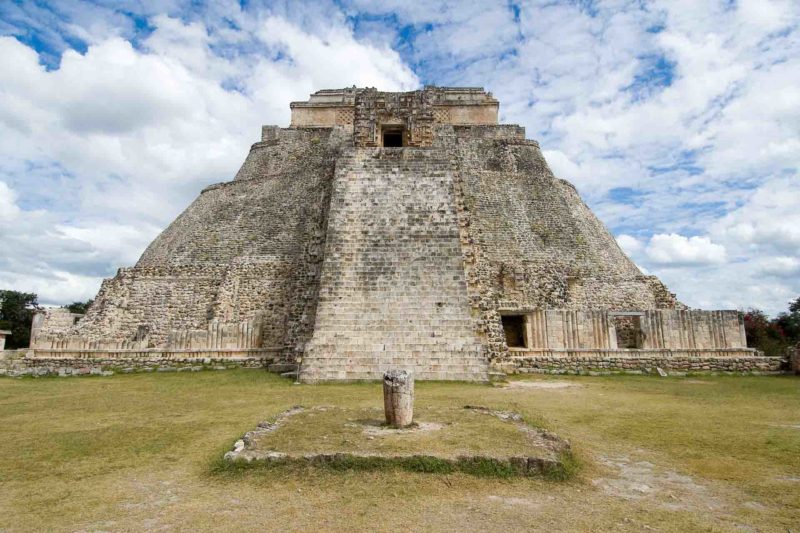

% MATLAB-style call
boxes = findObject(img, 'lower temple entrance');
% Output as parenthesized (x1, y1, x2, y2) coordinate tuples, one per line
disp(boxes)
(613, 315, 644, 349)
(502, 315, 527, 348)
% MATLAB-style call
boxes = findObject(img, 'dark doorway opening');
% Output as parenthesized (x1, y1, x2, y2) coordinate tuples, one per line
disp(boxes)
(613, 315, 644, 349)
(501, 315, 527, 348)
(382, 129, 404, 147)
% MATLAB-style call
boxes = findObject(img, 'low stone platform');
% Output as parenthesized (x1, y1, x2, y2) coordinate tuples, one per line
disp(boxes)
(503, 349, 785, 375)
(224, 405, 572, 477)
(0, 355, 270, 377)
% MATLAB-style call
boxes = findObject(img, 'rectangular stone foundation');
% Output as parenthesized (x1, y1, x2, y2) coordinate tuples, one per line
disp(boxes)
(502, 349, 784, 374)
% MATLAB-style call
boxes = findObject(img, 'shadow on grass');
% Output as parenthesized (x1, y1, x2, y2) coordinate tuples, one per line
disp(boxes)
(207, 449, 581, 481)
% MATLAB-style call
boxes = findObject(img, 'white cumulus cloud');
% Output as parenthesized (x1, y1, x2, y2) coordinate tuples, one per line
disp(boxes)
(615, 234, 643, 256)
(645, 234, 727, 266)
(757, 257, 800, 278)
(0, 11, 419, 305)
(0, 181, 21, 222)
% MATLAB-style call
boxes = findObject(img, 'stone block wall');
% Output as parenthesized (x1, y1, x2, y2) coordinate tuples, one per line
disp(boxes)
(505, 350, 783, 375)
(522, 309, 747, 351)
(1, 352, 276, 378)
(30, 308, 83, 342)
(290, 87, 498, 133)
(32, 265, 227, 349)
(210, 257, 294, 346)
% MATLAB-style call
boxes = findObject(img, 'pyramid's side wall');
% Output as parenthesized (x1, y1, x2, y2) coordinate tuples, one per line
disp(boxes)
(442, 125, 681, 359)
(36, 129, 344, 352)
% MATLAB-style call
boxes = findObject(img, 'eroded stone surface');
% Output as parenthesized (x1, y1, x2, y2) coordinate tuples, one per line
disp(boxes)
(383, 370, 414, 428)
(593, 456, 724, 512)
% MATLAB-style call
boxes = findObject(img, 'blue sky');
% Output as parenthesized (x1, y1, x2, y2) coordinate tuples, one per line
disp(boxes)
(0, 0, 798, 315)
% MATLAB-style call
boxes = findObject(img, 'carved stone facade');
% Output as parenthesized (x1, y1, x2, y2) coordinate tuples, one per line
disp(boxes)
(289, 87, 498, 144)
(29, 87, 769, 380)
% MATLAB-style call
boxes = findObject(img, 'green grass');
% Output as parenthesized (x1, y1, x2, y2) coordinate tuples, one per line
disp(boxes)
(239, 405, 558, 460)
(544, 449, 582, 481)
(215, 454, 524, 478)
(0, 370, 798, 532)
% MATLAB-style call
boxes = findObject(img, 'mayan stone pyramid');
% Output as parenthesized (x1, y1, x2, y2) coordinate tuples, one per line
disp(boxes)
(31, 87, 756, 381)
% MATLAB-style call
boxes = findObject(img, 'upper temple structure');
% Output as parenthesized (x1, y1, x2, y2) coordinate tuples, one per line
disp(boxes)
(29, 86, 770, 380)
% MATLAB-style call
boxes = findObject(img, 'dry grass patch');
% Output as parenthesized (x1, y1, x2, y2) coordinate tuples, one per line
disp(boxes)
(0, 370, 797, 531)
(221, 405, 573, 478)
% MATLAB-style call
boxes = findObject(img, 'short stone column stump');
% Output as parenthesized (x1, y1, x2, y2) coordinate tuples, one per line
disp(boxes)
(383, 370, 414, 428)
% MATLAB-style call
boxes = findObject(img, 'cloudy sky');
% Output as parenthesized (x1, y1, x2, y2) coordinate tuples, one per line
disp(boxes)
(0, 0, 798, 315)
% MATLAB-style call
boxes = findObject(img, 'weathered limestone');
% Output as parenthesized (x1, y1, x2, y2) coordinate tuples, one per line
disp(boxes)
(519, 309, 747, 351)
(290, 86, 499, 136)
(383, 370, 415, 428)
(28, 86, 780, 379)
(299, 148, 487, 382)
(0, 330, 10, 351)
(0, 355, 267, 378)
(505, 350, 783, 375)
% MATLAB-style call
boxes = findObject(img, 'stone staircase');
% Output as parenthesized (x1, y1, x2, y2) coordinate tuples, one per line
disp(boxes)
(300, 147, 487, 382)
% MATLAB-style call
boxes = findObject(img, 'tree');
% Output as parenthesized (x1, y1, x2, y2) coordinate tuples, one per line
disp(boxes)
(66, 299, 93, 315)
(0, 290, 40, 349)
(774, 296, 800, 346)
(743, 296, 800, 357)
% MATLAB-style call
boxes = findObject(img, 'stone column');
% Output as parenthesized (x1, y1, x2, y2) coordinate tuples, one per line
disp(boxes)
(383, 370, 414, 428)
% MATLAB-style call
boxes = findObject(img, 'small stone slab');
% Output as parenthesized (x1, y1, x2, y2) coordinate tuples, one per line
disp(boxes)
(224, 405, 571, 477)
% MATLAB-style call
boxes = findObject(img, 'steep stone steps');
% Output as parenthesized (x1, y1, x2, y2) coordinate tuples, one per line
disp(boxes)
(300, 147, 487, 382)
(300, 352, 488, 382)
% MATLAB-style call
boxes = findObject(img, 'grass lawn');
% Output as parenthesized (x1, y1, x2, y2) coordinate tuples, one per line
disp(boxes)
(0, 370, 797, 532)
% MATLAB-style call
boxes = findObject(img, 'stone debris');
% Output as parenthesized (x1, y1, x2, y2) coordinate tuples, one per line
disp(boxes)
(224, 406, 306, 462)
